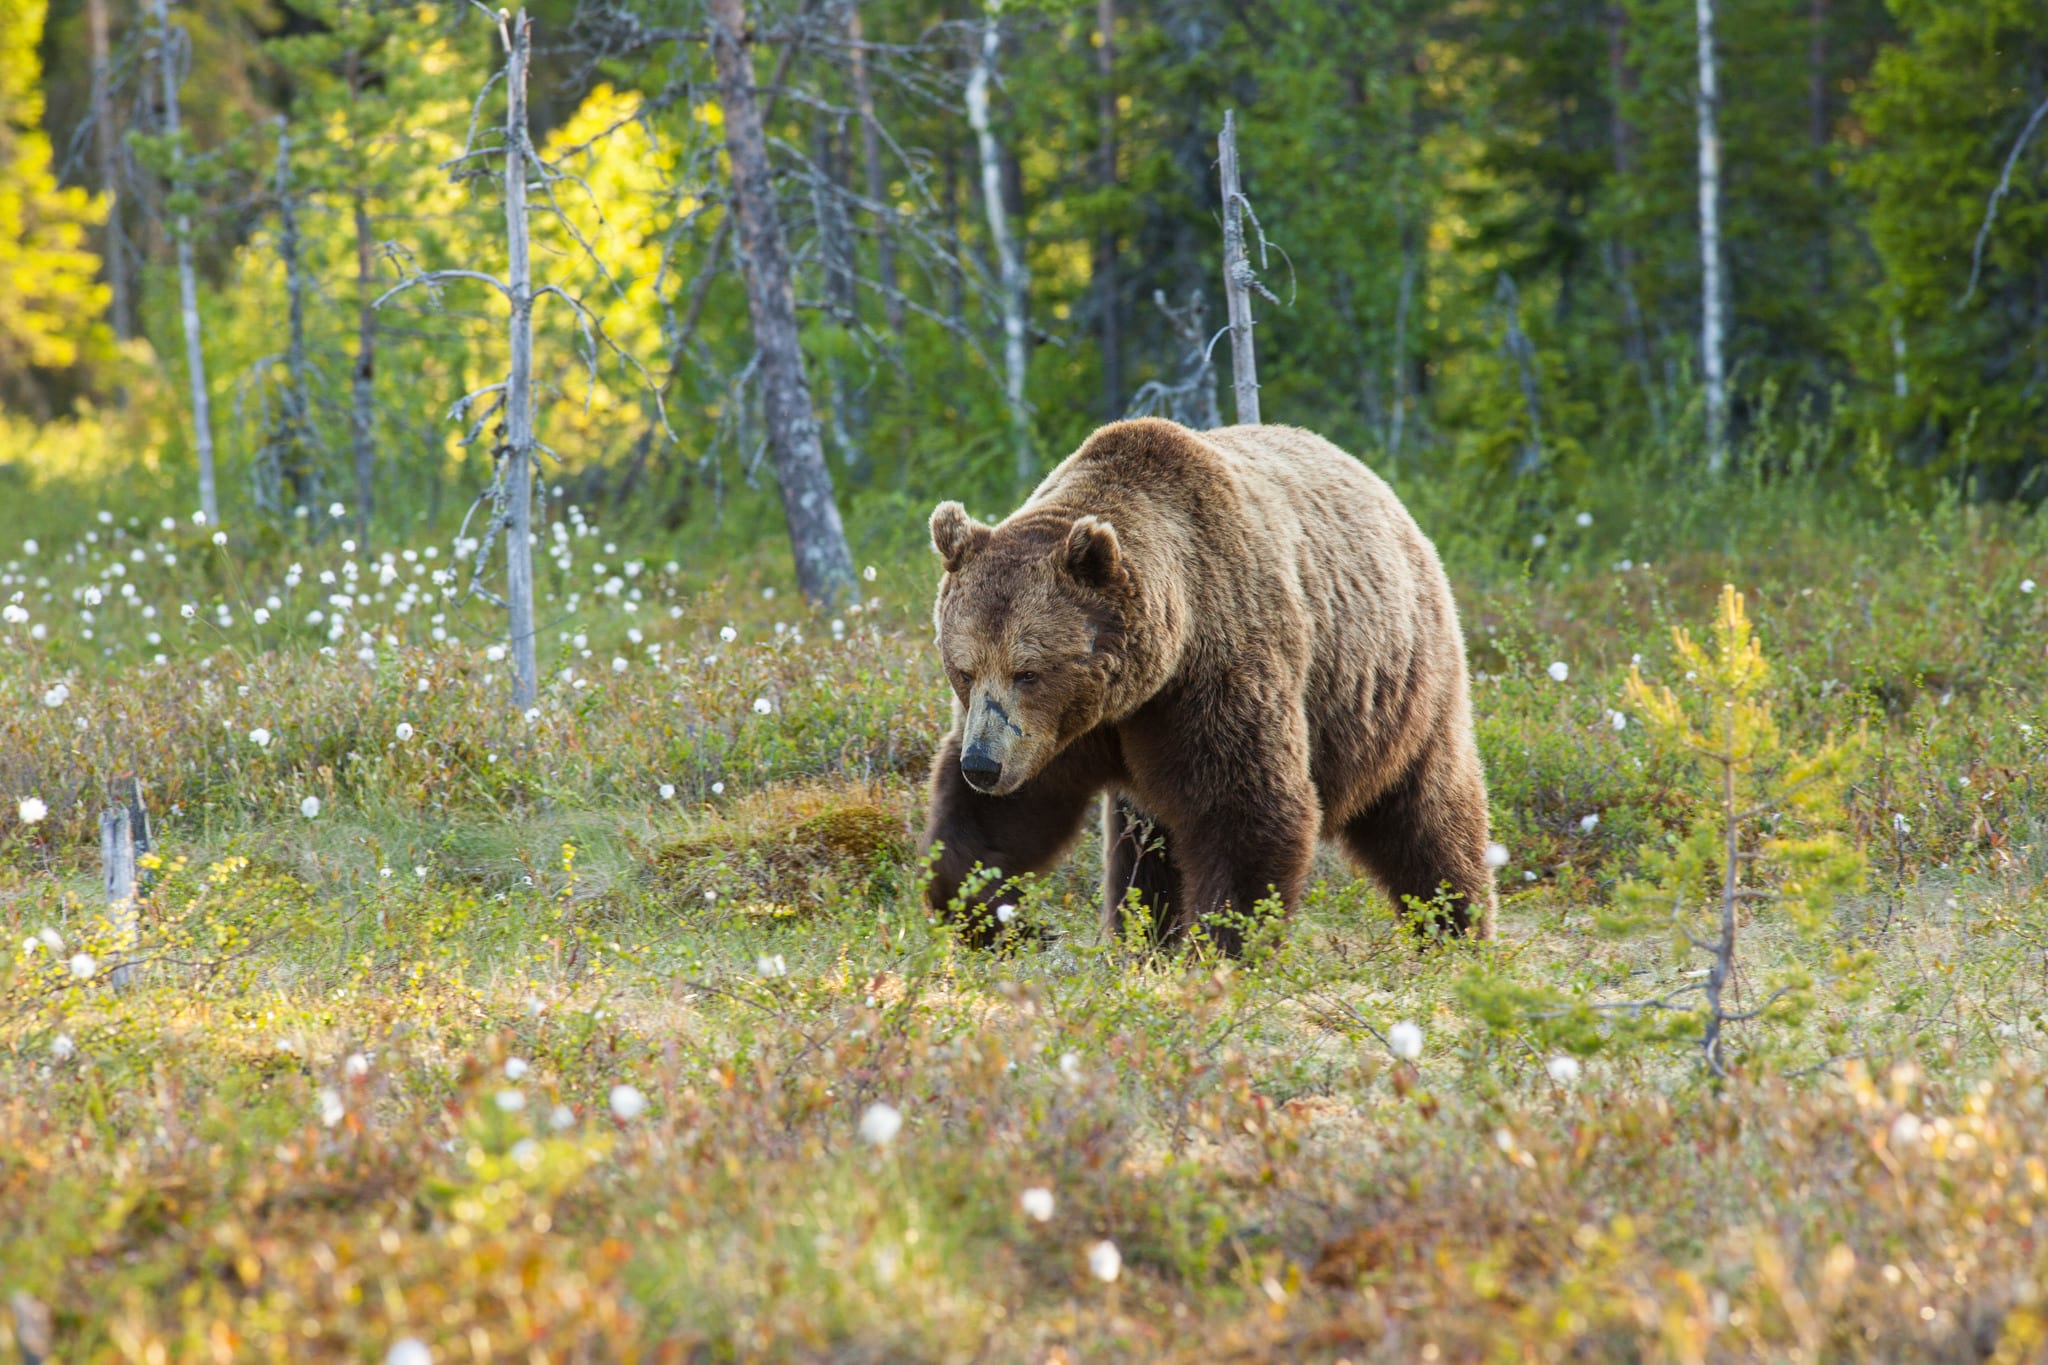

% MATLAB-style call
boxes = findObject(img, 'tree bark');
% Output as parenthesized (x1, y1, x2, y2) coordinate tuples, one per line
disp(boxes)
(1607, 3, 1660, 435)
(706, 0, 856, 606)
(1218, 110, 1260, 425)
(844, 0, 901, 335)
(504, 12, 539, 708)
(965, 8, 1033, 484)
(1695, 0, 1728, 471)
(152, 0, 219, 525)
(347, 48, 379, 544)
(1094, 0, 1122, 419)
(86, 0, 133, 343)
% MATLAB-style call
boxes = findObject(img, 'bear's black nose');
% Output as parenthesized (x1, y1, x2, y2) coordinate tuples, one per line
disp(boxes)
(960, 748, 1003, 792)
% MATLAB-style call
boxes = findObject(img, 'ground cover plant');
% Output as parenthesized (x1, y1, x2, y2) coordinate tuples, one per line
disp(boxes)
(4, 463, 2047, 1362)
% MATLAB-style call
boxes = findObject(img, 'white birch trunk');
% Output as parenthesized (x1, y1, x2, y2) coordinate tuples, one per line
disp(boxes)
(965, 9, 1032, 482)
(504, 12, 539, 710)
(1218, 110, 1260, 426)
(153, 0, 218, 525)
(1695, 0, 1728, 472)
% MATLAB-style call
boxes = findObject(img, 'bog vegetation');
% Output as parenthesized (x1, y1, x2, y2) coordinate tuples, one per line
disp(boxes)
(4, 0, 2048, 1358)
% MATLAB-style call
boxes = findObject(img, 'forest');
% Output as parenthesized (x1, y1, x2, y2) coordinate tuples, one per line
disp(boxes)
(4, 0, 2048, 1359)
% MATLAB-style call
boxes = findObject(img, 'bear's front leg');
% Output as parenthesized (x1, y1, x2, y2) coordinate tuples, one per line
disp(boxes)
(921, 730, 1111, 946)
(1124, 695, 1319, 957)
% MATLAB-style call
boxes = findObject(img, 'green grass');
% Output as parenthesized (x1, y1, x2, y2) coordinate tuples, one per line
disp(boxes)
(3, 476, 2048, 1360)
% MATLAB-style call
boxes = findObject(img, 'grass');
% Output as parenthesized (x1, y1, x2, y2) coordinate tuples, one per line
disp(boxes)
(3, 474, 2048, 1361)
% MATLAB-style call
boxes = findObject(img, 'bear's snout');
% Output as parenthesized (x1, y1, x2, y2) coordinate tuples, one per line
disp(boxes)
(959, 743, 1004, 793)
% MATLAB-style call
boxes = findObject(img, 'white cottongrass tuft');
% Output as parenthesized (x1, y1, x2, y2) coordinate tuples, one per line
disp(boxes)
(757, 954, 788, 978)
(1579, 813, 1601, 834)
(859, 1101, 903, 1147)
(1546, 1055, 1582, 1085)
(345, 1052, 370, 1078)
(1547, 661, 1569, 682)
(504, 1057, 529, 1081)
(495, 1089, 526, 1112)
(395, 722, 414, 741)
(1388, 1021, 1423, 1061)
(752, 696, 774, 716)
(609, 1084, 646, 1121)
(711, 781, 726, 796)
(300, 795, 322, 819)
(659, 783, 676, 800)
(18, 797, 47, 824)
(41, 683, 68, 708)
(386, 1337, 432, 1365)
(1087, 1239, 1122, 1283)
(1483, 841, 1509, 869)
(1889, 1112, 1923, 1149)
(318, 1088, 346, 1128)
(1575, 512, 1593, 528)
(719, 625, 738, 643)
(50, 1033, 75, 1061)
(1609, 709, 1628, 731)
(68, 953, 96, 980)
(2023, 578, 2037, 595)
(249, 727, 272, 748)
(1020, 1187, 1055, 1222)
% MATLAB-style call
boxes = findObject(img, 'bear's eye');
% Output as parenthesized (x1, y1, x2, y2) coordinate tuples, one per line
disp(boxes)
(1014, 671, 1039, 686)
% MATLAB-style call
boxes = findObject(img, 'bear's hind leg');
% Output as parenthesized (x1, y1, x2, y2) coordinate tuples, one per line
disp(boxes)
(1101, 796, 1181, 949)
(1339, 739, 1496, 941)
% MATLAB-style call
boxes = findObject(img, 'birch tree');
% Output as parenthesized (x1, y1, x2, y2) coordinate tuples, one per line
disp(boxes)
(705, 0, 857, 606)
(150, 0, 220, 525)
(1695, 0, 1728, 472)
(965, 5, 1031, 482)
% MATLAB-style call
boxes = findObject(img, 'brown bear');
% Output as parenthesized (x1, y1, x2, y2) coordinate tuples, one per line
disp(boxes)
(920, 417, 1495, 953)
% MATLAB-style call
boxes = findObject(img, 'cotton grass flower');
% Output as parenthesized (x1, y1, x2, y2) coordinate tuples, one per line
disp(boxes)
(41, 683, 68, 708)
(1484, 841, 1509, 869)
(752, 696, 774, 715)
(859, 1101, 904, 1147)
(318, 1088, 346, 1128)
(609, 1084, 646, 1121)
(1087, 1239, 1122, 1282)
(18, 797, 47, 824)
(385, 1339, 431, 1365)
(249, 727, 272, 748)
(1546, 1055, 1582, 1085)
(300, 796, 322, 819)
(1020, 1187, 1055, 1222)
(659, 783, 676, 800)
(50, 1033, 75, 1061)
(1579, 813, 1601, 834)
(1388, 1021, 1423, 1061)
(68, 953, 96, 980)
(1547, 661, 1569, 682)
(495, 1089, 526, 1112)
(504, 1057, 530, 1081)
(2024, 578, 2038, 595)
(395, 722, 414, 741)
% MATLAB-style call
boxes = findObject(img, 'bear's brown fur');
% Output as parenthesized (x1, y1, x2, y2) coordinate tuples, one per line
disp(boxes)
(921, 417, 1495, 952)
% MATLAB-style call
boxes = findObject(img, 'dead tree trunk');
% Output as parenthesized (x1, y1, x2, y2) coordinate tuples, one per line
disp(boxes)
(87, 0, 134, 343)
(706, 0, 856, 606)
(844, 0, 901, 335)
(965, 8, 1032, 483)
(1695, 0, 1728, 471)
(504, 12, 539, 708)
(152, 0, 220, 525)
(1094, 0, 1122, 421)
(347, 48, 379, 544)
(1218, 110, 1259, 426)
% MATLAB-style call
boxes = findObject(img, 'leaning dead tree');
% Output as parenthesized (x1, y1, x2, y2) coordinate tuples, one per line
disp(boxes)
(379, 5, 667, 706)
(706, 0, 857, 605)
(149, 0, 220, 525)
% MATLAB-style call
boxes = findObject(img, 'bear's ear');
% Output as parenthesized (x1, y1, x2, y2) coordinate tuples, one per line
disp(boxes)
(1060, 515, 1124, 589)
(930, 501, 991, 574)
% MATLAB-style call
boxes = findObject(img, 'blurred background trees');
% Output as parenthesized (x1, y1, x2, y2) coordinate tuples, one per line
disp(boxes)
(4, 0, 2046, 574)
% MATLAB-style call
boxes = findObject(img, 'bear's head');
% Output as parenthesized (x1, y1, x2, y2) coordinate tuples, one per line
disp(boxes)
(928, 500, 1131, 796)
